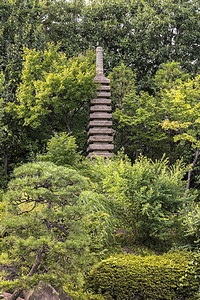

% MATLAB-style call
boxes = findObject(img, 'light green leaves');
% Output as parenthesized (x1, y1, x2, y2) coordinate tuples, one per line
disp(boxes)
(9, 44, 96, 130)
(160, 72, 200, 148)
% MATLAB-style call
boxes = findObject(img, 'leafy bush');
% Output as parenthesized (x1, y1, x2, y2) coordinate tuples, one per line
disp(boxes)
(84, 154, 188, 249)
(65, 288, 105, 300)
(38, 132, 80, 167)
(85, 251, 199, 300)
(181, 203, 200, 248)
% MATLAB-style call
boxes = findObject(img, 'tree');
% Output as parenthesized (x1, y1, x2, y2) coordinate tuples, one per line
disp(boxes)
(0, 0, 48, 183)
(7, 44, 96, 143)
(108, 63, 176, 160)
(43, 0, 85, 57)
(0, 161, 90, 299)
(80, 0, 200, 88)
(161, 73, 200, 193)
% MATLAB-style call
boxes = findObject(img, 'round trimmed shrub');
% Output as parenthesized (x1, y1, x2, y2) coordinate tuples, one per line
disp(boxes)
(85, 251, 199, 300)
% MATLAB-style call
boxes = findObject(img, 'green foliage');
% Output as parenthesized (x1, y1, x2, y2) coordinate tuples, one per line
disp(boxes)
(161, 73, 200, 149)
(80, 191, 118, 254)
(186, 251, 200, 298)
(154, 61, 190, 92)
(9, 43, 96, 131)
(38, 132, 81, 167)
(181, 203, 200, 248)
(0, 161, 91, 291)
(1, 43, 96, 180)
(81, 0, 200, 87)
(109, 61, 193, 161)
(113, 88, 169, 159)
(43, 0, 85, 58)
(64, 287, 105, 300)
(0, 190, 6, 224)
(84, 154, 187, 249)
(0, 0, 47, 89)
(1, 0, 200, 181)
(0, 0, 48, 184)
(108, 63, 136, 109)
(155, 63, 200, 191)
(85, 251, 199, 300)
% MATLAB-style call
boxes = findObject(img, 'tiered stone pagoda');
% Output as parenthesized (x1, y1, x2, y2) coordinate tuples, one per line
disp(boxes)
(87, 47, 114, 158)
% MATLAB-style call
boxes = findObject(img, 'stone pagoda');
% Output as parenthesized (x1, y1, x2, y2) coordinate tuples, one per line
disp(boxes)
(87, 47, 114, 158)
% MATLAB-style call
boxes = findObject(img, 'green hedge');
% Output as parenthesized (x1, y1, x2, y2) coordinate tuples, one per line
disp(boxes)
(85, 251, 199, 300)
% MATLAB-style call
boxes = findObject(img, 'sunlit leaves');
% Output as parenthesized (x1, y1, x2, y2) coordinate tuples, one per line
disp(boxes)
(161, 74, 200, 148)
(9, 44, 96, 130)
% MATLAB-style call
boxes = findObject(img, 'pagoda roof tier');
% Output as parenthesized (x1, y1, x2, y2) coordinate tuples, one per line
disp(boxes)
(97, 91, 111, 98)
(89, 112, 112, 119)
(87, 152, 114, 158)
(88, 135, 113, 142)
(90, 105, 112, 112)
(90, 98, 112, 105)
(89, 120, 112, 127)
(88, 127, 114, 135)
(87, 143, 114, 151)
(94, 74, 110, 84)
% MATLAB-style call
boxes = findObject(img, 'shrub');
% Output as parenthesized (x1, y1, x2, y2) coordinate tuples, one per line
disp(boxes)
(38, 132, 80, 167)
(181, 203, 200, 248)
(66, 289, 105, 300)
(85, 251, 199, 300)
(84, 154, 189, 249)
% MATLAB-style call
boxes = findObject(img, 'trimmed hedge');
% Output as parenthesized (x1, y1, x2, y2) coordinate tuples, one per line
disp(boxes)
(85, 251, 199, 300)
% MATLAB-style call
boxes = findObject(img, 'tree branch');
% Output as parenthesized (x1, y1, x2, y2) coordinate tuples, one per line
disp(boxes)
(17, 202, 36, 215)
(185, 148, 199, 195)
(9, 247, 44, 300)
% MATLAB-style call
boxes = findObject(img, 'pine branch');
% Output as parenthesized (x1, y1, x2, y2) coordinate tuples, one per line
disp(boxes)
(9, 247, 44, 300)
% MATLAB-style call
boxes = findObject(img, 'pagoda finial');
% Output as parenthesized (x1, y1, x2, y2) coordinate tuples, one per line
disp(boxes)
(96, 47, 104, 75)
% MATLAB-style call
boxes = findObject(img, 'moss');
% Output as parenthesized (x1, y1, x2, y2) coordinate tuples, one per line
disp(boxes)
(86, 251, 199, 300)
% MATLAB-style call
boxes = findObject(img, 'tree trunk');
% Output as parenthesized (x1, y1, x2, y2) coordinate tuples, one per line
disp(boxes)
(4, 151, 9, 177)
(9, 248, 44, 300)
(185, 148, 199, 195)
(65, 112, 71, 134)
(9, 289, 23, 300)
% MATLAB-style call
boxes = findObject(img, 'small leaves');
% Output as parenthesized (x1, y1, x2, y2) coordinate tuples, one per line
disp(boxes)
(14, 44, 96, 128)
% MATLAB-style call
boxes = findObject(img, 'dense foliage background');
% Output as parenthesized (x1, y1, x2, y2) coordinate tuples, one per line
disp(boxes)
(0, 0, 200, 299)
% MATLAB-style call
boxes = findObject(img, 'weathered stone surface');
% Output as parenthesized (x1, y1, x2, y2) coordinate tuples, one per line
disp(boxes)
(25, 282, 73, 300)
(88, 135, 113, 142)
(97, 85, 110, 91)
(87, 152, 114, 158)
(89, 113, 112, 119)
(90, 105, 111, 112)
(88, 128, 114, 135)
(97, 91, 111, 98)
(2, 292, 24, 300)
(26, 282, 59, 300)
(57, 288, 73, 300)
(96, 47, 104, 75)
(87, 47, 114, 159)
(89, 120, 112, 127)
(90, 98, 111, 105)
(87, 143, 114, 151)
(94, 74, 110, 84)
